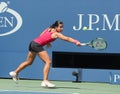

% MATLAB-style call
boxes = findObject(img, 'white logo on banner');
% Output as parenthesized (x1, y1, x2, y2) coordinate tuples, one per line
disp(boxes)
(114, 74, 120, 83)
(0, 2, 23, 36)
(73, 14, 120, 31)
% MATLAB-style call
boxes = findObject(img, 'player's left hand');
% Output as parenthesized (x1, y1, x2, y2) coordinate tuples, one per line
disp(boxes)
(46, 43, 52, 48)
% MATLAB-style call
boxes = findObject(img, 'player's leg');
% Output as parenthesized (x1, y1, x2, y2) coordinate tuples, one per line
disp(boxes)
(37, 50, 55, 87)
(9, 51, 36, 83)
(15, 51, 36, 74)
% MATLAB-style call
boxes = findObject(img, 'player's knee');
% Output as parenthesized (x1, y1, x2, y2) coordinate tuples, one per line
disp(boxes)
(26, 61, 33, 65)
(28, 63, 33, 65)
(46, 60, 52, 65)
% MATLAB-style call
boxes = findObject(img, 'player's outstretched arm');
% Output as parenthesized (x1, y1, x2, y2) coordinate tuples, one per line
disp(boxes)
(52, 33, 81, 46)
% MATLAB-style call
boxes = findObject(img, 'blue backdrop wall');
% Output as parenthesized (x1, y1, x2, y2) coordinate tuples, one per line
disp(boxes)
(0, 0, 120, 82)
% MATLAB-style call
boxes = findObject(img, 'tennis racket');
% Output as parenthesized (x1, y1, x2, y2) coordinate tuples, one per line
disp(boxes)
(81, 38, 107, 50)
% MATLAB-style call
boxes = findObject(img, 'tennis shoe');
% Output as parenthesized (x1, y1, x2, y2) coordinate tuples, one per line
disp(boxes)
(41, 81, 55, 88)
(9, 71, 19, 84)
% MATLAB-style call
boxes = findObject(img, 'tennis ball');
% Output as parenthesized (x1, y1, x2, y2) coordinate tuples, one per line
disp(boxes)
(83, 26, 88, 31)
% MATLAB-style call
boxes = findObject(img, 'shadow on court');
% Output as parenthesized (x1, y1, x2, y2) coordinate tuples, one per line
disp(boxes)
(55, 86, 80, 89)
(15, 85, 80, 90)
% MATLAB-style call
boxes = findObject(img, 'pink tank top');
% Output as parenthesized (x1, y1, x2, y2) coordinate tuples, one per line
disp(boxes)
(34, 28, 56, 46)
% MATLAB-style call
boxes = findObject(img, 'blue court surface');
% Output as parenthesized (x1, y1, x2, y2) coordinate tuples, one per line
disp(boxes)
(0, 91, 72, 94)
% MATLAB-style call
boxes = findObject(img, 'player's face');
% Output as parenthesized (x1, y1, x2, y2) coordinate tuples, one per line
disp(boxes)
(56, 24, 63, 33)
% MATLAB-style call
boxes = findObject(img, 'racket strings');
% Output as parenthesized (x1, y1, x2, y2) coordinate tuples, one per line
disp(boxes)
(92, 38, 107, 50)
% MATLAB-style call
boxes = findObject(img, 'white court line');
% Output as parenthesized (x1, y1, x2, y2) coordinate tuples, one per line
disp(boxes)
(0, 90, 78, 94)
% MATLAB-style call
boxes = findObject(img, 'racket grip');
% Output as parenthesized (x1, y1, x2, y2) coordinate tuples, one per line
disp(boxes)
(80, 43, 86, 46)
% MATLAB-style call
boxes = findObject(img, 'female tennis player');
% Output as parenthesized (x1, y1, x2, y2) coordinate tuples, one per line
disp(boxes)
(9, 20, 82, 88)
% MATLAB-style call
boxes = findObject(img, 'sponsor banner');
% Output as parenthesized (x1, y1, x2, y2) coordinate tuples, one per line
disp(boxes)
(110, 72, 120, 84)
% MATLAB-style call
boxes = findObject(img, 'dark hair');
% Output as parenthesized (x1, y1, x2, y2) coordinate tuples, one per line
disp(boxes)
(50, 20, 63, 28)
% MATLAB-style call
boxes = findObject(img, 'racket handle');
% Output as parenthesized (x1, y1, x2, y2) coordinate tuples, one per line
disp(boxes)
(81, 43, 86, 46)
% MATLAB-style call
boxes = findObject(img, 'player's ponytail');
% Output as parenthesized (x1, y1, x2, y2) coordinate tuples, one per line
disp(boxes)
(50, 20, 63, 28)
